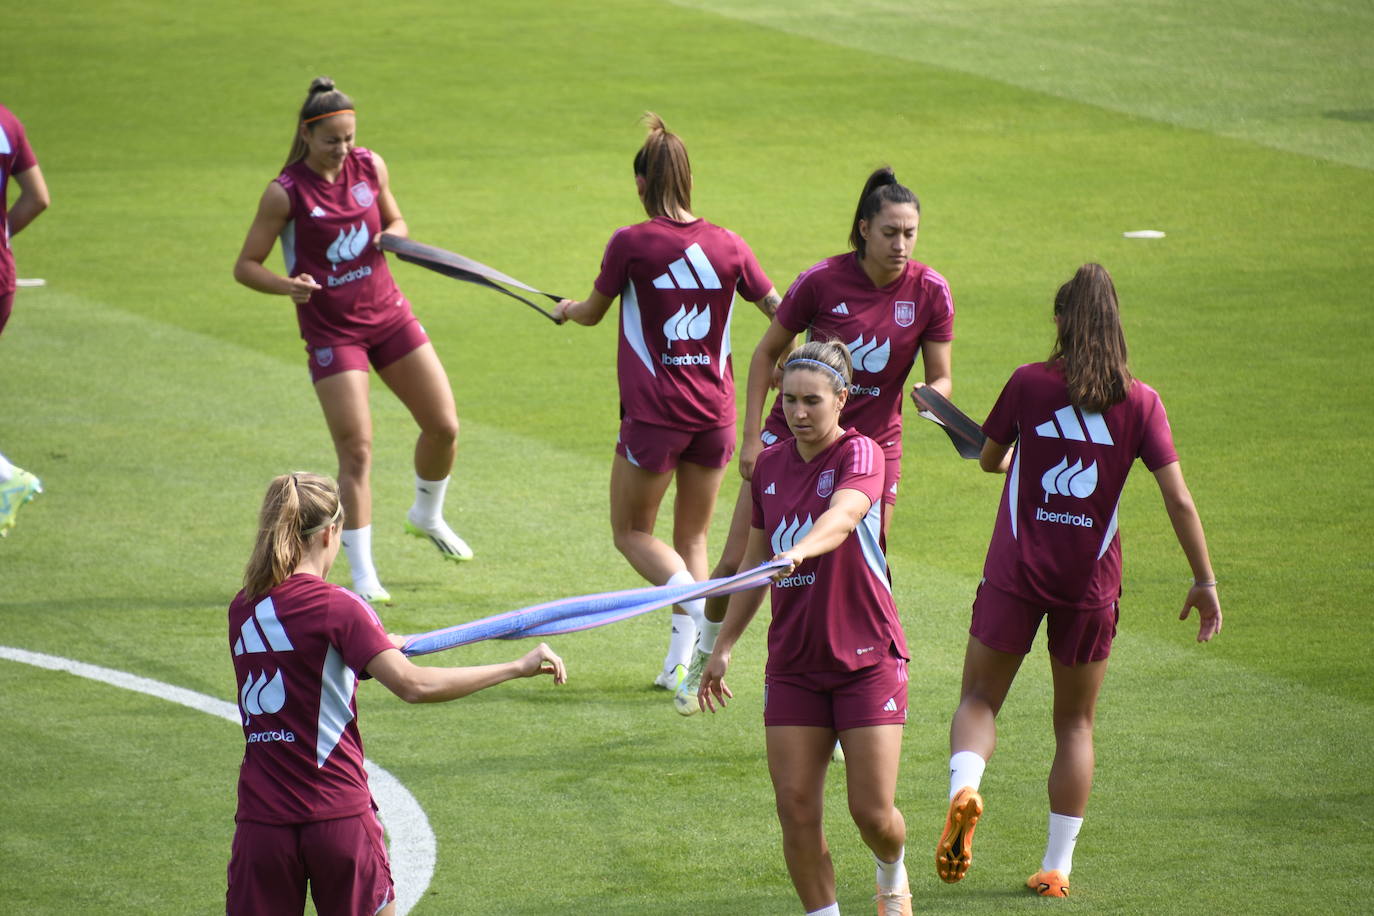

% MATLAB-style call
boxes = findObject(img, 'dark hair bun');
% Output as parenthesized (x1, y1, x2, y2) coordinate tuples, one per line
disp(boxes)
(309, 76, 336, 94)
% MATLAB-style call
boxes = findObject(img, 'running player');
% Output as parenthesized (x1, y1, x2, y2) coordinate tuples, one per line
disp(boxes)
(934, 263, 1222, 898)
(234, 77, 471, 605)
(0, 102, 51, 536)
(698, 340, 915, 916)
(226, 472, 566, 916)
(680, 167, 952, 715)
(555, 113, 780, 690)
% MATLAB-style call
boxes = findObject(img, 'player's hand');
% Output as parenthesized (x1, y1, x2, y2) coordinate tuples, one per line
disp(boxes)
(769, 362, 785, 391)
(698, 650, 733, 713)
(909, 383, 927, 410)
(739, 436, 764, 481)
(553, 299, 575, 324)
(519, 642, 568, 684)
(770, 551, 802, 579)
(287, 273, 322, 304)
(1180, 585, 1222, 642)
(386, 633, 408, 650)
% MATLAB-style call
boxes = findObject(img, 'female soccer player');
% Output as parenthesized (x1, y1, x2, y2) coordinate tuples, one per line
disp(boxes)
(226, 472, 566, 916)
(698, 341, 915, 916)
(0, 102, 51, 536)
(681, 167, 951, 715)
(234, 77, 471, 606)
(934, 263, 1222, 898)
(555, 113, 779, 689)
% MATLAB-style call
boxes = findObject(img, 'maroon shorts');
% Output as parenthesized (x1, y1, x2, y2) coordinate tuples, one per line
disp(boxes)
(616, 417, 735, 474)
(226, 810, 394, 916)
(306, 318, 430, 383)
(0, 291, 13, 336)
(762, 418, 900, 506)
(763, 650, 909, 730)
(970, 581, 1119, 666)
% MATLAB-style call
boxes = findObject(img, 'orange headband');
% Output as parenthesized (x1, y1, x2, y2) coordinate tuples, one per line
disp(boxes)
(302, 108, 354, 125)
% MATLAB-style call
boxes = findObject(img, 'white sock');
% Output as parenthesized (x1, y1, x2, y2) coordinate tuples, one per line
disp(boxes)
(665, 569, 705, 627)
(696, 618, 722, 655)
(341, 525, 380, 587)
(805, 904, 840, 916)
(408, 474, 449, 528)
(949, 750, 987, 800)
(875, 847, 907, 893)
(1042, 812, 1083, 875)
(664, 612, 698, 673)
(0, 452, 14, 481)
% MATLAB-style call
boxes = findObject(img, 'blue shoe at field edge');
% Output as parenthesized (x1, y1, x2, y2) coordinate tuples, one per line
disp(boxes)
(0, 468, 43, 538)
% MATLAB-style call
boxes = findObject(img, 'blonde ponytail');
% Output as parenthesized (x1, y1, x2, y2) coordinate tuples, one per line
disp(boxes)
(243, 473, 342, 598)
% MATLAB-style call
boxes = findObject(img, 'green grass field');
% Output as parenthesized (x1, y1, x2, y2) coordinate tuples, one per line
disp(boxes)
(2, 1, 1371, 913)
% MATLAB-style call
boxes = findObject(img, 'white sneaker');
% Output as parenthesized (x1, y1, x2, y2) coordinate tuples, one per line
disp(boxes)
(354, 579, 393, 605)
(405, 518, 474, 562)
(674, 649, 709, 716)
(654, 664, 687, 691)
(0, 468, 42, 537)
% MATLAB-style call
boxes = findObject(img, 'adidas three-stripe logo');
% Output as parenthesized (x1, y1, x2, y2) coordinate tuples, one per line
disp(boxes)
(763, 482, 776, 495)
(1035, 406, 1114, 445)
(651, 243, 721, 290)
(882, 697, 898, 712)
(831, 302, 850, 315)
(234, 597, 295, 656)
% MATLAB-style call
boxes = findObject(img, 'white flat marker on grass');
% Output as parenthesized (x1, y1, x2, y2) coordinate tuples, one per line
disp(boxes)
(16, 278, 46, 287)
(1122, 230, 1166, 239)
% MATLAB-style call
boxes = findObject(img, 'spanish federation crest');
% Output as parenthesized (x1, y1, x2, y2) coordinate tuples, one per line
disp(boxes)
(894, 300, 916, 327)
(817, 468, 835, 498)
(350, 182, 375, 207)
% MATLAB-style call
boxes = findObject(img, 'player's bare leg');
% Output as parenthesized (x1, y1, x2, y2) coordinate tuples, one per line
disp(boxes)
(610, 454, 701, 685)
(841, 724, 912, 911)
(315, 370, 387, 600)
(767, 725, 840, 913)
(379, 343, 471, 561)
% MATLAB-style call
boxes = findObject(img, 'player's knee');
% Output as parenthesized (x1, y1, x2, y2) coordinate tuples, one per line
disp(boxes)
(423, 412, 458, 446)
(774, 787, 823, 831)
(336, 437, 373, 477)
(847, 799, 897, 838)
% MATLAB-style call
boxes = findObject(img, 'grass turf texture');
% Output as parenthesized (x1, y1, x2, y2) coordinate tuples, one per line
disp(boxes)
(1, 0, 1371, 913)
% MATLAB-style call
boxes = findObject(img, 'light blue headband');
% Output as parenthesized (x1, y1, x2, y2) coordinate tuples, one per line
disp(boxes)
(784, 357, 848, 388)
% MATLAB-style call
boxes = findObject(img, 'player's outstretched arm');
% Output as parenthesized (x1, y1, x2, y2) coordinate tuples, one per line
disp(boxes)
(1152, 461, 1222, 642)
(555, 289, 614, 326)
(700, 528, 770, 713)
(366, 642, 567, 704)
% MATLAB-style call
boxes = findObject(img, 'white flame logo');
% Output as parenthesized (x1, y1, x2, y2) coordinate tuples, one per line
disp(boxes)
(847, 335, 891, 372)
(771, 515, 814, 555)
(240, 669, 287, 719)
(326, 222, 370, 267)
(663, 305, 711, 342)
(1041, 457, 1099, 502)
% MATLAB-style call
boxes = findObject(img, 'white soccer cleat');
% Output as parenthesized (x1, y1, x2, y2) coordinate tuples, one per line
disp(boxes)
(405, 518, 474, 562)
(674, 649, 709, 716)
(354, 580, 393, 606)
(0, 468, 43, 538)
(654, 663, 687, 692)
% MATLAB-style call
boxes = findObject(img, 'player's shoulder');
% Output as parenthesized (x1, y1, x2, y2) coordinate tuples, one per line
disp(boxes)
(908, 261, 951, 294)
(784, 253, 845, 298)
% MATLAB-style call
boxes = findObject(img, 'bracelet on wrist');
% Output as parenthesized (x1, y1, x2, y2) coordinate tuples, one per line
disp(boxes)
(1193, 580, 1217, 588)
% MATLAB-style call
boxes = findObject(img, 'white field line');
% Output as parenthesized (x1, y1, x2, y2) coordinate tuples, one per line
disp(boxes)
(0, 646, 434, 915)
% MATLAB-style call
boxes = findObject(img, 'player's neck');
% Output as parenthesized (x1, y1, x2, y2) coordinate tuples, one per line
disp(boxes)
(859, 253, 903, 288)
(795, 426, 843, 462)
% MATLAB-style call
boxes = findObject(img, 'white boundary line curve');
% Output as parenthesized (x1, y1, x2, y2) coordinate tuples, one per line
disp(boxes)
(0, 646, 435, 915)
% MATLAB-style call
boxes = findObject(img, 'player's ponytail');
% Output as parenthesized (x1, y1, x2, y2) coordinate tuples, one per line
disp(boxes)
(285, 77, 356, 169)
(782, 339, 854, 396)
(243, 473, 343, 599)
(633, 112, 692, 220)
(1049, 263, 1133, 412)
(849, 167, 920, 259)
